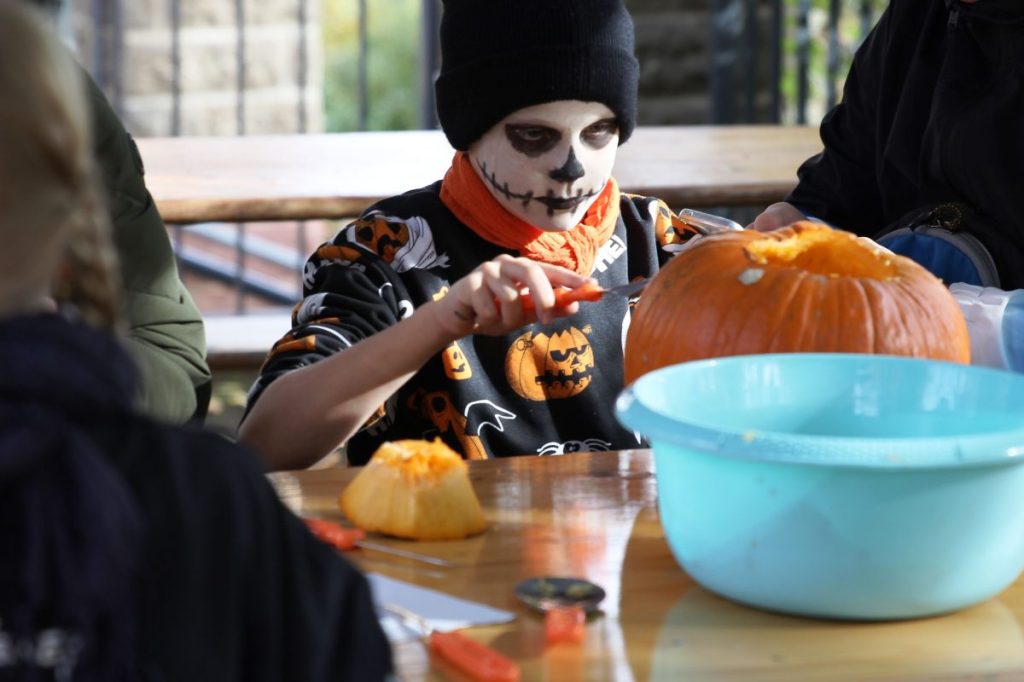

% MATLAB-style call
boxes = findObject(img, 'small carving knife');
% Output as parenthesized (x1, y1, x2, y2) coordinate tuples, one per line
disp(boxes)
(520, 209, 740, 313)
(304, 518, 459, 568)
(521, 277, 650, 313)
(380, 602, 521, 682)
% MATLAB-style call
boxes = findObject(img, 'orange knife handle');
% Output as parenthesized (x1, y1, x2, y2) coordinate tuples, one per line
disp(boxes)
(429, 630, 520, 682)
(520, 281, 605, 314)
(544, 605, 586, 645)
(303, 518, 365, 551)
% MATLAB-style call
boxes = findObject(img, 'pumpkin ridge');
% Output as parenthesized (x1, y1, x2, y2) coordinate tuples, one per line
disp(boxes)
(816, 269, 841, 351)
(896, 275, 957, 357)
(790, 269, 825, 352)
(892, 279, 925, 355)
(848, 277, 875, 354)
(764, 267, 812, 354)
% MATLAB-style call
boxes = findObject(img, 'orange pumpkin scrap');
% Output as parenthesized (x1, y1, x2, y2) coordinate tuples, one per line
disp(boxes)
(544, 606, 587, 645)
(624, 221, 971, 383)
(339, 438, 487, 541)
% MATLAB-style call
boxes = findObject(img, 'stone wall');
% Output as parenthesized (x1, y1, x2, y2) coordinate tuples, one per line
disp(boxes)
(627, 0, 713, 125)
(70, 0, 324, 136)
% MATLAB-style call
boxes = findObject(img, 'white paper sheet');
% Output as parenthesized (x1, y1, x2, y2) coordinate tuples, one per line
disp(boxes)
(368, 573, 516, 643)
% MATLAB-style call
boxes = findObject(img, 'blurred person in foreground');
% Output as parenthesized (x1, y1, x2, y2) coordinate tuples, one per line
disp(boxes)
(0, 3, 392, 679)
(26, 0, 211, 423)
(750, 0, 1024, 290)
(239, 0, 701, 470)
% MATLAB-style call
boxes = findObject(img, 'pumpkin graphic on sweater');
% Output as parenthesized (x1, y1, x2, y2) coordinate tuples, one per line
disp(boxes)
(505, 326, 595, 401)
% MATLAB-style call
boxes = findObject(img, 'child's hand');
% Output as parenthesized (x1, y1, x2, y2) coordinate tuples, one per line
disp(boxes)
(431, 255, 594, 337)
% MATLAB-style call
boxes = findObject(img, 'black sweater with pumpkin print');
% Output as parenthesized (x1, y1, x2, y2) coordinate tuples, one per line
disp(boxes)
(246, 180, 690, 465)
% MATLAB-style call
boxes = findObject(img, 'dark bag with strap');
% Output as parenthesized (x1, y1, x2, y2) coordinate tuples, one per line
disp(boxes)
(875, 203, 1003, 287)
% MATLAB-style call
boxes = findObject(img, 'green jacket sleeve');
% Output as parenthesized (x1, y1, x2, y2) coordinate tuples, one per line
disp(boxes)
(85, 69, 212, 423)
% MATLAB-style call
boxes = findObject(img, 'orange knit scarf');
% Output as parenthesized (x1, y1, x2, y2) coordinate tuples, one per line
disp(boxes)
(439, 151, 620, 276)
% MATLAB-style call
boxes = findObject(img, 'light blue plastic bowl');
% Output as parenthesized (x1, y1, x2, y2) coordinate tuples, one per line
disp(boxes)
(616, 353, 1024, 620)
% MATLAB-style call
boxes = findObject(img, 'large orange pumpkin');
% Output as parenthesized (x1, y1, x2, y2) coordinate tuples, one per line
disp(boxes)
(339, 438, 487, 541)
(623, 222, 971, 383)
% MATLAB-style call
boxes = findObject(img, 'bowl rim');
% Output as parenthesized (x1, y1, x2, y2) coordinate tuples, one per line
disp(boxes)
(616, 353, 1024, 470)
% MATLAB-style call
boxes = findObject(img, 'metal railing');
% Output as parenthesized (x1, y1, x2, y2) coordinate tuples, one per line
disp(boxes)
(77, 0, 886, 136)
(710, 0, 884, 125)
(71, 0, 884, 313)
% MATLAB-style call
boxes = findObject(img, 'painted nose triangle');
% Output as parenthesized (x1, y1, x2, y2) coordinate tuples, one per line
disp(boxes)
(549, 147, 585, 183)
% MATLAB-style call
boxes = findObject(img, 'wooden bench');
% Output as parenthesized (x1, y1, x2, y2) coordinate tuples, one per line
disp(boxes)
(203, 312, 290, 370)
(140, 125, 822, 224)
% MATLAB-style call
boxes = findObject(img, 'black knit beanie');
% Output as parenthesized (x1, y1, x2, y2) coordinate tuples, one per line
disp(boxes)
(435, 0, 640, 151)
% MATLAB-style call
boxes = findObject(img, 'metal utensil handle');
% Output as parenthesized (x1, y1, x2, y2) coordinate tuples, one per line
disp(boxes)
(680, 208, 744, 235)
(357, 539, 460, 568)
(380, 602, 431, 636)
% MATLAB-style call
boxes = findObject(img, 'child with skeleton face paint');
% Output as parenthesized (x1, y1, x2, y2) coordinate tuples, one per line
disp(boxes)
(241, 0, 700, 470)
(469, 100, 620, 232)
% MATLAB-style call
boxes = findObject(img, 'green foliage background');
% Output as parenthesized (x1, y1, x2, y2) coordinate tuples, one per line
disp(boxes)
(322, 0, 421, 132)
(778, 0, 887, 124)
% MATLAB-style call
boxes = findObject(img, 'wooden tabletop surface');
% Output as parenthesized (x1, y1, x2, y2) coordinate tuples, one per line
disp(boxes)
(269, 450, 1024, 681)
(139, 125, 822, 224)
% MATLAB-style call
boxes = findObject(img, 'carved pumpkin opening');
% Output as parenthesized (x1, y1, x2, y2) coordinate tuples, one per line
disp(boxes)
(744, 228, 898, 281)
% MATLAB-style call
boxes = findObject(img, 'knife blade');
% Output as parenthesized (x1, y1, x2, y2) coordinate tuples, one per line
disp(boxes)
(303, 517, 460, 568)
(520, 278, 650, 313)
(516, 210, 739, 315)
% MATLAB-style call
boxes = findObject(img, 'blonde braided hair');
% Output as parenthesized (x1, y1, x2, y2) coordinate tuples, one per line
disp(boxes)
(0, 0, 122, 331)
(52, 178, 124, 331)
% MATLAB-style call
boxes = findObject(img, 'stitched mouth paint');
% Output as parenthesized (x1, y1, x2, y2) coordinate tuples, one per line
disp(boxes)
(478, 162, 602, 216)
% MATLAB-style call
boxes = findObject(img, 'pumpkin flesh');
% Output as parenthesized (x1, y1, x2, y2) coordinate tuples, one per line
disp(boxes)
(339, 438, 488, 541)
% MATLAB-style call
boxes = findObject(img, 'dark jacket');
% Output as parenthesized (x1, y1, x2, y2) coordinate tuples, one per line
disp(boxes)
(86, 69, 212, 422)
(246, 181, 688, 464)
(787, 0, 1024, 288)
(0, 314, 392, 681)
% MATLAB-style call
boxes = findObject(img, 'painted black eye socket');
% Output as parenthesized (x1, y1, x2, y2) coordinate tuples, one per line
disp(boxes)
(581, 118, 619, 149)
(549, 345, 589, 362)
(505, 124, 562, 156)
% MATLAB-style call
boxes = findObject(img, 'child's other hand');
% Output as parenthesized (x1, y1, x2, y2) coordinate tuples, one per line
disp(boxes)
(432, 255, 594, 337)
(748, 202, 806, 232)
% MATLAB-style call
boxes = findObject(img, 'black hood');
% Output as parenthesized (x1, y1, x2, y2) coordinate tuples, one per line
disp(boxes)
(946, 0, 1024, 24)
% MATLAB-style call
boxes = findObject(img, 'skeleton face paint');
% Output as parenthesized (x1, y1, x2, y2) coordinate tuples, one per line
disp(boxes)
(468, 100, 619, 232)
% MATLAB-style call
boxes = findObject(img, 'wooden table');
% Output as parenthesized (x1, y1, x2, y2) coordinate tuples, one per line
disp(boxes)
(139, 125, 821, 224)
(270, 451, 1024, 681)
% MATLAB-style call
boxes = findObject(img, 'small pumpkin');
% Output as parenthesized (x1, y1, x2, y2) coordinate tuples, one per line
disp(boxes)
(623, 222, 970, 383)
(339, 438, 487, 541)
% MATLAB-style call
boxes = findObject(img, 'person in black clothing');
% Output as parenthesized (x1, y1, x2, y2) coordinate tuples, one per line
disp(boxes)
(0, 4, 391, 679)
(239, 0, 701, 469)
(751, 0, 1024, 290)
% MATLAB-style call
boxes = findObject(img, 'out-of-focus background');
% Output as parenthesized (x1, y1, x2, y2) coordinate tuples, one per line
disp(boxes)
(61, 0, 885, 429)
